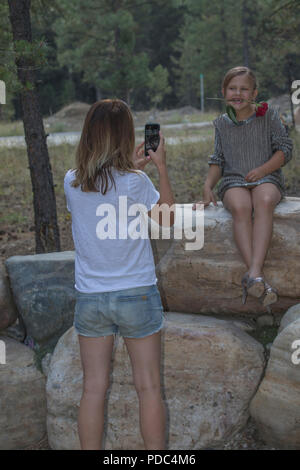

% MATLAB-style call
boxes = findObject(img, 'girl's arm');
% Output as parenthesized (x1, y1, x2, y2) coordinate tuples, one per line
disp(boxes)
(204, 164, 223, 190)
(193, 165, 222, 208)
(193, 127, 224, 208)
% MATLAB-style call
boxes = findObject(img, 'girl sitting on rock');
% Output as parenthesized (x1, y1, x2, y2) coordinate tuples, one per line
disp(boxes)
(193, 66, 293, 308)
(64, 99, 174, 450)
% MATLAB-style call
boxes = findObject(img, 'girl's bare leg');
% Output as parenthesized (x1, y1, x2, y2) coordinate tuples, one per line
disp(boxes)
(223, 187, 253, 270)
(124, 331, 166, 450)
(250, 183, 281, 278)
(77, 334, 114, 450)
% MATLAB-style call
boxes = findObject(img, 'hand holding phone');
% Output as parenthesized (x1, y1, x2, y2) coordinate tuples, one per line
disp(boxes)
(145, 123, 160, 156)
(146, 130, 166, 170)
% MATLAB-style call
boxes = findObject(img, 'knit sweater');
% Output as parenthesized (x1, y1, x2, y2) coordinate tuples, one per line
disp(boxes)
(208, 107, 293, 200)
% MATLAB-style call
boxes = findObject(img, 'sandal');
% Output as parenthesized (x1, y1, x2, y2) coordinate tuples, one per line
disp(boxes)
(247, 276, 265, 298)
(241, 273, 265, 304)
(262, 282, 278, 307)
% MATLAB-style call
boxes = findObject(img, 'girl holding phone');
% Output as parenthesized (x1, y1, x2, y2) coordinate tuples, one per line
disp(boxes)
(64, 99, 174, 450)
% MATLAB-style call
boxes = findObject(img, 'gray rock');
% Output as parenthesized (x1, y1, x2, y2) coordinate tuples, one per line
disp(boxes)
(278, 303, 300, 334)
(5, 252, 76, 349)
(46, 313, 265, 450)
(0, 336, 47, 449)
(41, 352, 53, 377)
(0, 317, 26, 342)
(250, 318, 300, 449)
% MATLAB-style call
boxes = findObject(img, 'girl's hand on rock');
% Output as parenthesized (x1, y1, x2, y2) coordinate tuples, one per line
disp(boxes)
(192, 187, 217, 209)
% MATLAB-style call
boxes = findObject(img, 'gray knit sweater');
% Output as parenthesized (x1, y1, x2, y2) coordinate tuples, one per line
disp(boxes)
(208, 107, 293, 200)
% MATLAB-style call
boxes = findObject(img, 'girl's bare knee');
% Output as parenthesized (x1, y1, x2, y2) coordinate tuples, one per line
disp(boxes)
(253, 196, 277, 212)
(134, 379, 161, 397)
(83, 377, 110, 396)
(230, 204, 252, 219)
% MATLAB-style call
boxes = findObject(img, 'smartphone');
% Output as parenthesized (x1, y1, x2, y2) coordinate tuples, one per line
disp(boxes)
(145, 123, 160, 156)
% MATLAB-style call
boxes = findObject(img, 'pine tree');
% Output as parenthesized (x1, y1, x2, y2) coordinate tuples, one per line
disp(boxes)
(8, 0, 61, 253)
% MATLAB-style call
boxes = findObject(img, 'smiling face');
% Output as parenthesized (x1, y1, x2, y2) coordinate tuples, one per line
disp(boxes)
(222, 74, 258, 114)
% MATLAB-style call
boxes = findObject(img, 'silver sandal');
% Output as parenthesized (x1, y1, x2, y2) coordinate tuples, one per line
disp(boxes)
(241, 274, 265, 304)
(262, 282, 278, 307)
(247, 276, 265, 298)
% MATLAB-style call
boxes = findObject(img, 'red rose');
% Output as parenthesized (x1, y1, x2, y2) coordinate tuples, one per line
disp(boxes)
(256, 102, 268, 117)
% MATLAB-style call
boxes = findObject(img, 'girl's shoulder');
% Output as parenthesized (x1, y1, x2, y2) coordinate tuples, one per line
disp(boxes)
(213, 113, 228, 128)
(128, 169, 153, 186)
(64, 168, 76, 183)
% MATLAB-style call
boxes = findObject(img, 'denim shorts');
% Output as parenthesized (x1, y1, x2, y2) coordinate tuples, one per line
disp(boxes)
(73, 284, 164, 338)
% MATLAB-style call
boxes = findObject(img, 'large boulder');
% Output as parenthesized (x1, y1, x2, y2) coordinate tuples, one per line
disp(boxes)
(249, 309, 300, 449)
(4, 252, 76, 350)
(0, 262, 18, 331)
(278, 303, 300, 333)
(0, 336, 47, 449)
(154, 197, 300, 316)
(46, 312, 265, 450)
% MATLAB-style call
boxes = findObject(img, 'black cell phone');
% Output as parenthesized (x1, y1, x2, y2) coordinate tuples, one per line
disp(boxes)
(145, 123, 160, 156)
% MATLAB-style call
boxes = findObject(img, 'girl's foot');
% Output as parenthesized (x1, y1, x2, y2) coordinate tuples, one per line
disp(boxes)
(247, 276, 265, 298)
(262, 282, 278, 307)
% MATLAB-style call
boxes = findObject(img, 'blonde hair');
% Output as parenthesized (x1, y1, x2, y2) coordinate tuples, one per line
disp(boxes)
(71, 99, 136, 194)
(222, 66, 257, 94)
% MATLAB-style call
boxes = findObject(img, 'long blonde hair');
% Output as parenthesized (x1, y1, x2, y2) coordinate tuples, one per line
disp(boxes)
(71, 99, 136, 193)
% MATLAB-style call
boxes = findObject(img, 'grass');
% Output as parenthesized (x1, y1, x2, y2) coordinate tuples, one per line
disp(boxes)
(163, 111, 218, 125)
(248, 325, 279, 348)
(0, 109, 217, 137)
(0, 120, 69, 137)
(0, 120, 25, 137)
(135, 126, 214, 140)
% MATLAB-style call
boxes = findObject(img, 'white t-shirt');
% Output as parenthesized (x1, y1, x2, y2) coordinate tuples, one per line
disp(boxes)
(64, 168, 160, 293)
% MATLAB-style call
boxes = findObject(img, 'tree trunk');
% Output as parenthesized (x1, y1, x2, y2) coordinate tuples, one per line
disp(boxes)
(8, 0, 60, 253)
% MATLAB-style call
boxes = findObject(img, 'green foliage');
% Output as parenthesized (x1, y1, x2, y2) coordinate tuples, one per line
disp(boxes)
(14, 39, 47, 68)
(148, 65, 172, 108)
(1, 0, 299, 114)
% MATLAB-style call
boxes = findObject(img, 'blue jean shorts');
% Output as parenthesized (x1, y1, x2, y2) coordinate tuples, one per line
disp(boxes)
(73, 284, 164, 338)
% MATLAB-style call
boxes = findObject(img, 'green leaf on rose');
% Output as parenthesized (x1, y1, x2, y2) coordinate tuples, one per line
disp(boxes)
(226, 104, 239, 125)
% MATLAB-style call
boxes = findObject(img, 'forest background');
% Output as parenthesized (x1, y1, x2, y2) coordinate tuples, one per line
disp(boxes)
(1, 0, 300, 119)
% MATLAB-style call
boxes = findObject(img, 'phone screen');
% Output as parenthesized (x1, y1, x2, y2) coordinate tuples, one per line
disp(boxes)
(145, 123, 160, 156)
